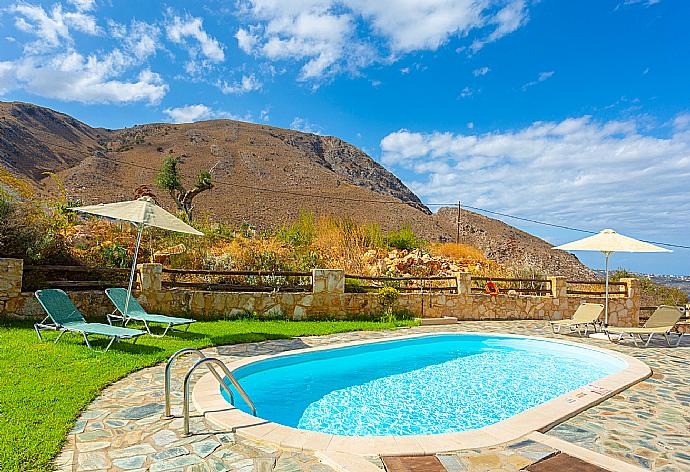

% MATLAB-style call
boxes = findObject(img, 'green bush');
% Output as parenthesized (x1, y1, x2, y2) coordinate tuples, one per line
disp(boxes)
(0, 199, 74, 264)
(0, 197, 12, 220)
(378, 286, 400, 322)
(386, 226, 420, 250)
(277, 211, 316, 246)
(100, 242, 132, 268)
(345, 278, 367, 293)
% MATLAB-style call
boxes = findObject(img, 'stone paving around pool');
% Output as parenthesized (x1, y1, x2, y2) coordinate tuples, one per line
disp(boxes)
(56, 321, 690, 472)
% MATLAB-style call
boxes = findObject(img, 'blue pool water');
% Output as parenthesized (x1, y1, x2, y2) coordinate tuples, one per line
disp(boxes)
(221, 334, 626, 436)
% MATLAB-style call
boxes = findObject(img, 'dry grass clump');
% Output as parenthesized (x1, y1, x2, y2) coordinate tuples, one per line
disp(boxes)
(429, 242, 486, 262)
(310, 214, 386, 273)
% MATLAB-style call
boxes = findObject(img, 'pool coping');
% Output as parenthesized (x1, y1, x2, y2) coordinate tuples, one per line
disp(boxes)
(192, 331, 652, 457)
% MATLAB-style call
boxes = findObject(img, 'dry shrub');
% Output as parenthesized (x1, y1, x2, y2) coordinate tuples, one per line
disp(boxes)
(312, 215, 382, 273)
(430, 242, 486, 262)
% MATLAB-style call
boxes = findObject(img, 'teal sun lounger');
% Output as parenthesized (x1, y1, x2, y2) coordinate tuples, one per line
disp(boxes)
(105, 288, 195, 337)
(34, 289, 145, 351)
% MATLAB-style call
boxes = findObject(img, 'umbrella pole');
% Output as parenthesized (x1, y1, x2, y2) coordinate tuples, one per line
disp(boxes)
(604, 251, 611, 326)
(124, 224, 144, 318)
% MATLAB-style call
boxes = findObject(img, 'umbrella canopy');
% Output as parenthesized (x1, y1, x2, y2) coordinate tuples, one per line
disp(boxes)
(70, 197, 203, 317)
(554, 229, 671, 325)
(73, 197, 203, 235)
(553, 229, 671, 254)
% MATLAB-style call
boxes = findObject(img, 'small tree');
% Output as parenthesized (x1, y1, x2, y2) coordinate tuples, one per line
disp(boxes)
(155, 154, 213, 221)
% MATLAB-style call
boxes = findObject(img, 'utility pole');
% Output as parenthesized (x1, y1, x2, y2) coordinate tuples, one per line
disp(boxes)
(456, 200, 461, 244)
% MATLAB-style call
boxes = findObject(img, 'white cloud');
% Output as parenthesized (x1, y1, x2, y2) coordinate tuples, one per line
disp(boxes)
(64, 11, 100, 35)
(522, 70, 554, 90)
(380, 115, 690, 237)
(109, 20, 161, 60)
(347, 0, 484, 52)
(236, 0, 529, 80)
(471, 0, 528, 52)
(459, 86, 474, 98)
(672, 113, 690, 131)
(290, 116, 322, 134)
(166, 13, 225, 72)
(473, 66, 490, 76)
(4, 51, 167, 104)
(0, 62, 17, 94)
(163, 105, 256, 123)
(163, 104, 214, 123)
(253, 6, 363, 80)
(10, 3, 71, 52)
(2, 2, 168, 104)
(68, 0, 96, 11)
(219, 74, 262, 94)
(236, 27, 258, 53)
(9, 2, 101, 53)
(616, 0, 661, 9)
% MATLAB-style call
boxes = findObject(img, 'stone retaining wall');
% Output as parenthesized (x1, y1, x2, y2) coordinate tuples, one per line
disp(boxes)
(0, 259, 640, 326)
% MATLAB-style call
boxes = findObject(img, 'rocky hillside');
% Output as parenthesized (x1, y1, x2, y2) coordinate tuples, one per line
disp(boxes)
(0, 102, 103, 180)
(433, 207, 595, 279)
(0, 100, 594, 279)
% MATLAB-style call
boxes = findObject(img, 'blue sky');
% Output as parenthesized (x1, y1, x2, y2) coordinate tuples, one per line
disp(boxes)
(0, 0, 688, 275)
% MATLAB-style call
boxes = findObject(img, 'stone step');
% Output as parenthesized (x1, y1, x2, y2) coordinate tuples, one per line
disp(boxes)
(417, 317, 458, 326)
(315, 451, 382, 472)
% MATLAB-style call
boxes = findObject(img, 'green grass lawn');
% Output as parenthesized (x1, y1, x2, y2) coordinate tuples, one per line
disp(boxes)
(0, 318, 416, 472)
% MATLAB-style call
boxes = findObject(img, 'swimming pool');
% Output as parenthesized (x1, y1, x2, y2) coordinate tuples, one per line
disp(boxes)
(220, 334, 628, 436)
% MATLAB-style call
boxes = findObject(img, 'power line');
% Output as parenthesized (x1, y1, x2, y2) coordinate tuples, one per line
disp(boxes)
(456, 204, 690, 250)
(98, 158, 690, 250)
(15, 142, 690, 250)
(458, 204, 597, 234)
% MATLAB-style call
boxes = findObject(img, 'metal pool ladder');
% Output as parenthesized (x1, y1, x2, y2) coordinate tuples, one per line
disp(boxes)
(164, 348, 257, 436)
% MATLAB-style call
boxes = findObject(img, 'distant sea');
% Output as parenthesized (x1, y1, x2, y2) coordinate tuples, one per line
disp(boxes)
(594, 270, 690, 297)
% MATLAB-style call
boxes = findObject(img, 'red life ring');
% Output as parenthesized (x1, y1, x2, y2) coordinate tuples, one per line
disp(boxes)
(485, 282, 499, 296)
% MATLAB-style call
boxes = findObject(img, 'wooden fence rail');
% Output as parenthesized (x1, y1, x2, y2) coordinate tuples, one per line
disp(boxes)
(565, 280, 627, 297)
(161, 282, 312, 292)
(23, 264, 132, 291)
(24, 264, 131, 274)
(344, 274, 458, 293)
(470, 276, 552, 296)
(161, 268, 312, 277)
(161, 268, 313, 292)
(345, 274, 457, 281)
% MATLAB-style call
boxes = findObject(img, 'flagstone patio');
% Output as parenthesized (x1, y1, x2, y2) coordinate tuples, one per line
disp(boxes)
(55, 321, 689, 471)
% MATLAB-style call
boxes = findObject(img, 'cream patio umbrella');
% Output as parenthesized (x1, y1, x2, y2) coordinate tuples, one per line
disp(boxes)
(553, 229, 671, 325)
(70, 197, 203, 318)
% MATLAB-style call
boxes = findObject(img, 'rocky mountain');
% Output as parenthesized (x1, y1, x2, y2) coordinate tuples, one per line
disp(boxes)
(0, 100, 594, 279)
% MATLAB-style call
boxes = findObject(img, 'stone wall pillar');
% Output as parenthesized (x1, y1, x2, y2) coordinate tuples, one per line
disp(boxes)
(0, 258, 23, 314)
(548, 276, 567, 298)
(620, 277, 641, 327)
(547, 275, 568, 321)
(456, 272, 472, 294)
(312, 269, 345, 294)
(139, 263, 163, 295)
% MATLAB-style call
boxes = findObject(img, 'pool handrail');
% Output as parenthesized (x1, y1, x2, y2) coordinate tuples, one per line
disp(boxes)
(164, 348, 234, 417)
(182, 357, 257, 436)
